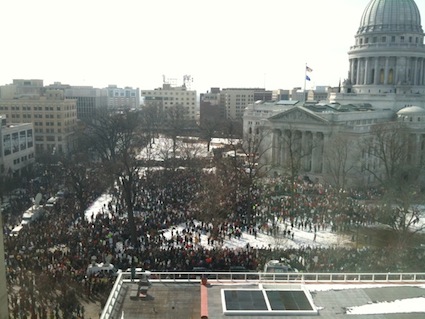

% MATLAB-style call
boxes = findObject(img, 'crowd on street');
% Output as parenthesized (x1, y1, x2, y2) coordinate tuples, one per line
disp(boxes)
(2, 170, 424, 318)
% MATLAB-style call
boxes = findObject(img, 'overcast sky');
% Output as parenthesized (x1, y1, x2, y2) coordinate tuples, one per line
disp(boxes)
(2, 0, 425, 94)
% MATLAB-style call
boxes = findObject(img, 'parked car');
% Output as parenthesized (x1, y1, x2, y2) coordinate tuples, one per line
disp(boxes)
(9, 225, 23, 237)
(20, 205, 45, 225)
(86, 263, 121, 277)
(261, 259, 299, 280)
(45, 196, 59, 207)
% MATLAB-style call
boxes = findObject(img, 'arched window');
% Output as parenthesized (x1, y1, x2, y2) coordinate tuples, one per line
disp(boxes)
(388, 69, 394, 84)
(379, 69, 385, 84)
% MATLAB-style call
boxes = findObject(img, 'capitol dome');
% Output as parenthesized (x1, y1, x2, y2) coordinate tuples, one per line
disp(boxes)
(358, 0, 423, 34)
(344, 0, 425, 98)
(397, 105, 425, 125)
(397, 105, 425, 115)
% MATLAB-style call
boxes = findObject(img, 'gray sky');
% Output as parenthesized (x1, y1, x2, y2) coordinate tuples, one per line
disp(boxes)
(2, 0, 425, 93)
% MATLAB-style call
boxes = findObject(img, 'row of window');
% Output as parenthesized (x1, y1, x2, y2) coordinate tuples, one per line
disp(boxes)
(163, 102, 196, 106)
(13, 153, 34, 165)
(0, 105, 75, 111)
(108, 90, 137, 97)
(34, 136, 62, 142)
(359, 35, 422, 45)
(34, 128, 62, 134)
(3, 130, 34, 156)
(142, 91, 195, 96)
(12, 114, 61, 119)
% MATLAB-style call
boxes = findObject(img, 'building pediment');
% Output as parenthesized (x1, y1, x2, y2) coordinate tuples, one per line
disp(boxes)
(269, 106, 329, 124)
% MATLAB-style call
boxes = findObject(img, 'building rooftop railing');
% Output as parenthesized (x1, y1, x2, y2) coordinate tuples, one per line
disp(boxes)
(100, 271, 425, 319)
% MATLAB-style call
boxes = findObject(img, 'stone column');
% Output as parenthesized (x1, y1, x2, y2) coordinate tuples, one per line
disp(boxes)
(414, 58, 418, 86)
(317, 133, 325, 174)
(272, 130, 280, 166)
(395, 57, 400, 84)
(356, 58, 361, 85)
(364, 58, 369, 85)
(309, 132, 315, 173)
(374, 57, 379, 85)
(384, 57, 389, 84)
(415, 134, 421, 166)
(304, 131, 313, 172)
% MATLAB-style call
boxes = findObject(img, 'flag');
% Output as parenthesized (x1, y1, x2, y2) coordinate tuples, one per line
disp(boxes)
(306, 75, 311, 81)
(306, 66, 313, 72)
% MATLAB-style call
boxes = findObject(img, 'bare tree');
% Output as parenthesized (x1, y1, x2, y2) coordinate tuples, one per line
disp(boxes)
(140, 104, 164, 147)
(278, 127, 317, 217)
(323, 133, 358, 190)
(60, 152, 110, 215)
(163, 104, 189, 159)
(113, 111, 149, 248)
(361, 122, 410, 186)
(199, 118, 219, 152)
(360, 121, 425, 246)
(82, 109, 122, 162)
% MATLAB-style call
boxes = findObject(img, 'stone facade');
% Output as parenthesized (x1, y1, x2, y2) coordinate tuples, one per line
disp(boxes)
(244, 0, 425, 187)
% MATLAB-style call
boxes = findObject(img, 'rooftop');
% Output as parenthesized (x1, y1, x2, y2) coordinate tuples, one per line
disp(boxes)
(101, 271, 425, 319)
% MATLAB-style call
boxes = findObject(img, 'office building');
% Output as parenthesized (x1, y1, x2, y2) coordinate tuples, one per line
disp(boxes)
(0, 80, 77, 154)
(0, 115, 35, 177)
(141, 83, 197, 121)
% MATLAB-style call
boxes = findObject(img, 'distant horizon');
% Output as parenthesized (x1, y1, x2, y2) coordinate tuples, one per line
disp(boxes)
(2, 0, 425, 94)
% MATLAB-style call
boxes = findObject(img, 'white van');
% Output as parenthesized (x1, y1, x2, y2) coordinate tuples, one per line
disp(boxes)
(45, 197, 58, 207)
(264, 259, 298, 273)
(10, 225, 23, 237)
(86, 263, 121, 277)
(20, 205, 44, 225)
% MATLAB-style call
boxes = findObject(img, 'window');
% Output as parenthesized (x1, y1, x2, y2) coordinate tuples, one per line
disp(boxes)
(382, 36, 386, 42)
(401, 36, 405, 42)
(391, 36, 396, 42)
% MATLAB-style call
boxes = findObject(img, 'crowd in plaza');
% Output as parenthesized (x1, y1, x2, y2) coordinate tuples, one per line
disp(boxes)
(2, 169, 425, 318)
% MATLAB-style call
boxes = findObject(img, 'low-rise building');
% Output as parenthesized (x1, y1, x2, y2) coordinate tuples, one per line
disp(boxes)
(0, 115, 35, 177)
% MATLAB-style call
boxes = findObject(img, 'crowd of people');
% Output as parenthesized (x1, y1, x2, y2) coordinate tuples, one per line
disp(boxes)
(2, 169, 424, 318)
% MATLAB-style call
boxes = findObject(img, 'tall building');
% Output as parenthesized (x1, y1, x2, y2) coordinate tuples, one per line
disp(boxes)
(200, 88, 272, 123)
(106, 85, 140, 110)
(0, 80, 77, 154)
(0, 115, 35, 177)
(221, 88, 272, 120)
(199, 88, 225, 126)
(244, 0, 425, 187)
(141, 83, 197, 121)
(47, 82, 108, 121)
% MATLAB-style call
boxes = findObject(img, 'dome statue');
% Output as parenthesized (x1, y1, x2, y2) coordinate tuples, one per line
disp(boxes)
(358, 0, 423, 34)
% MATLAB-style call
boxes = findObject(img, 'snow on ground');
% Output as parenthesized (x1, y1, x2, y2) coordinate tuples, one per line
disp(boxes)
(346, 297, 425, 315)
(309, 284, 425, 315)
(84, 194, 425, 316)
(84, 136, 425, 316)
(85, 192, 352, 250)
(136, 136, 240, 162)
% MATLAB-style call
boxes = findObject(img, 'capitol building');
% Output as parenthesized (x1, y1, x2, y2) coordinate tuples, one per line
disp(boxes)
(244, 0, 425, 188)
